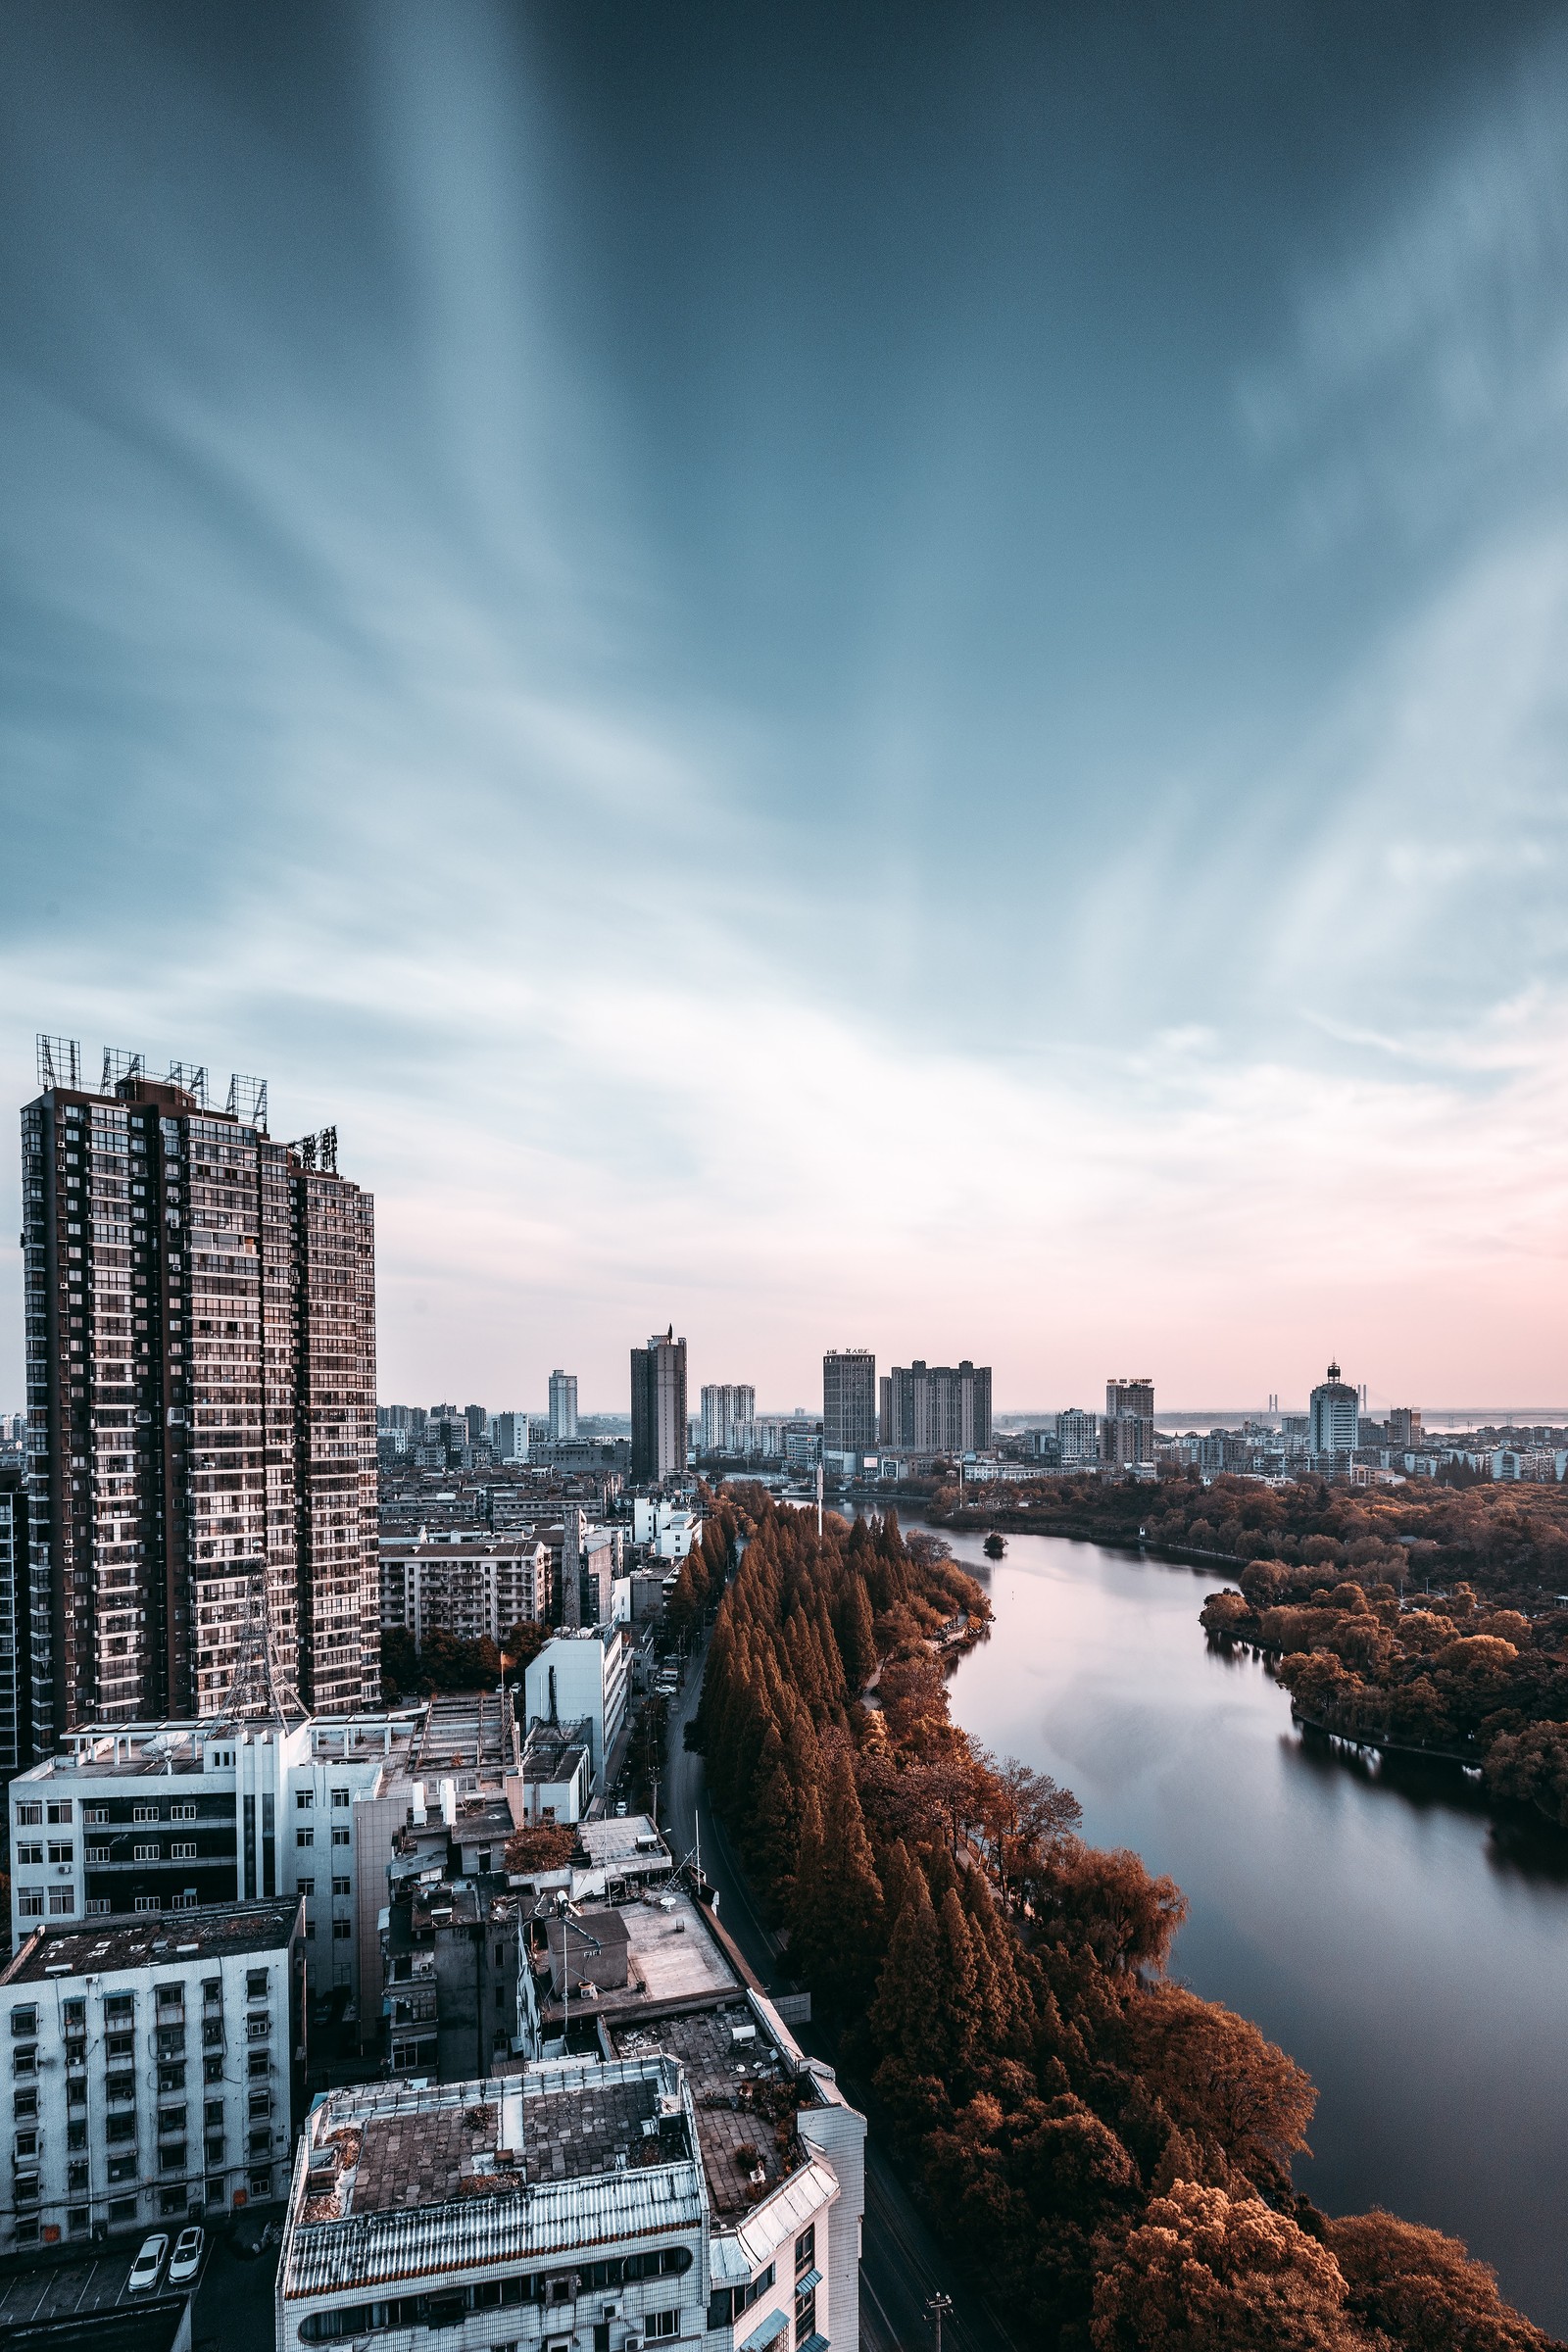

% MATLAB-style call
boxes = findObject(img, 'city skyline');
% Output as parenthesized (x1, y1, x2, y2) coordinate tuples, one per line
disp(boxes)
(6, 9, 1568, 1407)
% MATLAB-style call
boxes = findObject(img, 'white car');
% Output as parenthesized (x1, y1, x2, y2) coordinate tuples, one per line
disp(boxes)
(126, 2234, 170, 2294)
(168, 2226, 205, 2287)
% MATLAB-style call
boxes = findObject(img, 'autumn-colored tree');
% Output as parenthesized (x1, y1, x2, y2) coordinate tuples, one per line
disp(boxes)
(1324, 2211, 1555, 2352)
(1123, 1985, 1316, 2194)
(1091, 2180, 1366, 2351)
(1033, 1842, 1187, 1977)
(504, 1822, 576, 1874)
(788, 1745, 884, 2012)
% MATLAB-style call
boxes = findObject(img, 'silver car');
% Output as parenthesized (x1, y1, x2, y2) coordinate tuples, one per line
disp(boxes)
(168, 2225, 205, 2287)
(126, 2233, 170, 2294)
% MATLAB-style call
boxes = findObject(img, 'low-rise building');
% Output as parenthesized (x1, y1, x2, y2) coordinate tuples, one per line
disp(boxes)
(0, 1897, 304, 2251)
(379, 1534, 551, 1648)
(277, 1945, 863, 2352)
(523, 1632, 631, 1794)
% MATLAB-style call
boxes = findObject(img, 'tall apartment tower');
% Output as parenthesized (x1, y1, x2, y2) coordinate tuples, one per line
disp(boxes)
(823, 1350, 877, 1455)
(882, 1360, 992, 1453)
(19, 1039, 378, 1755)
(1103, 1378, 1156, 1469)
(548, 1369, 578, 1444)
(630, 1329, 687, 1483)
(699, 1384, 756, 1455)
(0, 1464, 28, 1774)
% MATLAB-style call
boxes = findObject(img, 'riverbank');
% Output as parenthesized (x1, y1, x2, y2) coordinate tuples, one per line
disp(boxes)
(937, 1522, 1568, 2336)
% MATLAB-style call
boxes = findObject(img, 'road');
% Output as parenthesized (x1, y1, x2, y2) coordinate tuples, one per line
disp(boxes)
(661, 1634, 1018, 2352)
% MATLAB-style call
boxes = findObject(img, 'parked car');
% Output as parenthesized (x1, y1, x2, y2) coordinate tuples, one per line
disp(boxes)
(127, 2234, 170, 2294)
(169, 2226, 205, 2287)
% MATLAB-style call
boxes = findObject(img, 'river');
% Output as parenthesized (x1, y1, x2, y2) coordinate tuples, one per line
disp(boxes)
(934, 1523, 1568, 2333)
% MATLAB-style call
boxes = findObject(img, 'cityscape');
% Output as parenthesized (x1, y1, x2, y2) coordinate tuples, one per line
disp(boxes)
(4, 10, 1567, 2352)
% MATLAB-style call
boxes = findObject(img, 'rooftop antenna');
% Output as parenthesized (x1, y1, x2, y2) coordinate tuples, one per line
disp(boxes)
(227, 1074, 270, 1131)
(216, 1565, 305, 1728)
(167, 1061, 209, 1108)
(36, 1035, 82, 1092)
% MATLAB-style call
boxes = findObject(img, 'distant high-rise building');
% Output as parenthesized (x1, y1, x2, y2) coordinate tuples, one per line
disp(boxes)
(1389, 1406, 1423, 1449)
(464, 1403, 487, 1446)
(549, 1369, 578, 1444)
(700, 1384, 756, 1454)
(630, 1329, 687, 1483)
(19, 1037, 378, 1751)
(823, 1350, 877, 1455)
(492, 1410, 530, 1464)
(882, 1360, 992, 1454)
(1103, 1377, 1156, 1469)
(1055, 1408, 1100, 1465)
(1308, 1362, 1360, 1461)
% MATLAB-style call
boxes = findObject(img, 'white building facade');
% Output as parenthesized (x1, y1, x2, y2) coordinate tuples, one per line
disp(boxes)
(0, 1896, 303, 2250)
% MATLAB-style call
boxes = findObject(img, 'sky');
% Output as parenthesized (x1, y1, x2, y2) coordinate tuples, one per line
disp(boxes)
(4, 0, 1568, 1415)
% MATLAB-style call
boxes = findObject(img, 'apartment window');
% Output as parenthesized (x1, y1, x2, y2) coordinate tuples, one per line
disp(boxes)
(331, 1788, 350, 1808)
(48, 1889, 74, 1916)
(108, 2196, 138, 2223)
(159, 2145, 188, 2174)
(133, 1803, 160, 1823)
(305, 1921, 316, 1940)
(86, 1898, 111, 1917)
(794, 2282, 817, 2348)
(14, 2176, 39, 2209)
(248, 2051, 270, 2079)
(246, 1971, 269, 1999)
(9, 2007, 37, 2038)
(296, 1829, 314, 1849)
(107, 2115, 136, 2144)
(794, 2227, 814, 2277)
(248, 2090, 271, 2120)
(331, 1876, 350, 1896)
(15, 1803, 42, 1826)
(159, 2065, 187, 2093)
(204, 2057, 222, 2085)
(645, 2317, 678, 2342)
(297, 1877, 315, 1897)
(249, 2169, 272, 2198)
(107, 2032, 135, 2060)
(136, 1896, 163, 1913)
(13, 2047, 36, 2078)
(46, 1800, 72, 1825)
(16, 1841, 42, 1866)
(295, 1790, 314, 1811)
(15, 2130, 38, 2158)
(47, 1840, 73, 1864)
(106, 1994, 133, 2022)
(18, 1892, 43, 1919)
(170, 1803, 197, 1821)
(331, 1828, 350, 1847)
(332, 1918, 351, 1941)
(133, 1842, 161, 1862)
(84, 1806, 109, 1825)
(86, 1845, 110, 1865)
(68, 2121, 87, 2150)
(14, 2090, 37, 2120)
(171, 1842, 198, 1861)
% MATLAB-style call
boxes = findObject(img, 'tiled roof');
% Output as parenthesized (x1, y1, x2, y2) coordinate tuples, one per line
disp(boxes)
(283, 2167, 704, 2296)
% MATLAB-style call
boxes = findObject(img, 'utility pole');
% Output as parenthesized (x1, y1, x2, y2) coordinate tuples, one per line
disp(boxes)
(927, 2292, 954, 2352)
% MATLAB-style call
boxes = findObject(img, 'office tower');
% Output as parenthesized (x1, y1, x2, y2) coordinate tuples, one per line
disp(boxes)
(882, 1359, 993, 1453)
(1308, 1362, 1359, 1460)
(1103, 1378, 1156, 1469)
(700, 1384, 757, 1455)
(464, 1403, 487, 1446)
(0, 1464, 28, 1773)
(1389, 1406, 1423, 1449)
(630, 1328, 687, 1483)
(548, 1368, 578, 1444)
(823, 1350, 877, 1455)
(20, 1037, 378, 1752)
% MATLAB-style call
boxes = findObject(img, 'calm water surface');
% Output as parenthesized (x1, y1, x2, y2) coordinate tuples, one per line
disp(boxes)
(937, 1525, 1568, 2332)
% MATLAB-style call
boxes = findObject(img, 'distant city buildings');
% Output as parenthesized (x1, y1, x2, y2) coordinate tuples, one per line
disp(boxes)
(491, 1408, 529, 1463)
(548, 1367, 578, 1443)
(1055, 1407, 1100, 1465)
(879, 1358, 993, 1453)
(699, 1382, 756, 1453)
(19, 1037, 378, 1762)
(631, 1328, 688, 1482)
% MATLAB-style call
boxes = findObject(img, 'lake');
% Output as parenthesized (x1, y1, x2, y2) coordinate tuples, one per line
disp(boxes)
(937, 1523, 1568, 2333)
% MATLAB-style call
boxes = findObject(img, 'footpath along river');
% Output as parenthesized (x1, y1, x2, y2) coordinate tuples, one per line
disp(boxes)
(933, 1522, 1568, 2333)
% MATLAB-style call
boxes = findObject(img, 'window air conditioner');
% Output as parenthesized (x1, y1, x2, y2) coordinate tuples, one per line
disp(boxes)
(602, 2303, 621, 2321)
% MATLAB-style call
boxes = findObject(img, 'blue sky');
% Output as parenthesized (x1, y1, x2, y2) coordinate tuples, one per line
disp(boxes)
(4, 1, 1568, 1412)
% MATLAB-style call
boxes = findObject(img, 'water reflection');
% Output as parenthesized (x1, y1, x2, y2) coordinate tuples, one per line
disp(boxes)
(926, 1519, 1568, 2333)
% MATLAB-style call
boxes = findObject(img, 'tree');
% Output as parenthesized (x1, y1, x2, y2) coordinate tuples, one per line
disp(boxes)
(1033, 1842, 1187, 1977)
(1091, 2181, 1366, 2351)
(380, 1626, 419, 1700)
(1325, 2211, 1555, 2352)
(1485, 1720, 1568, 1828)
(788, 1747, 885, 2012)
(501, 1619, 547, 1677)
(1123, 1985, 1316, 2193)
(504, 1822, 575, 1875)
